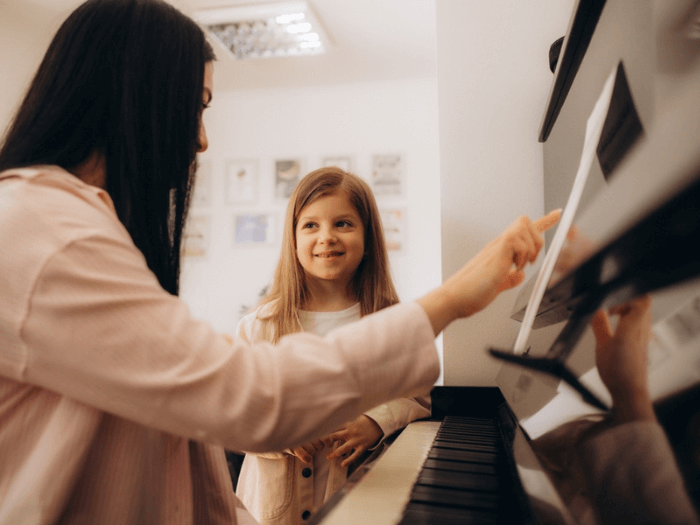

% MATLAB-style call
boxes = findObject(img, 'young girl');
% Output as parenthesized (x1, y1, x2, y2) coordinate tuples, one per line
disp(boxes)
(235, 167, 432, 525)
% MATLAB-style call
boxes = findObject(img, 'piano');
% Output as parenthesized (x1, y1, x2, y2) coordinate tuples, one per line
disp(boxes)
(311, 0, 700, 523)
(309, 386, 577, 525)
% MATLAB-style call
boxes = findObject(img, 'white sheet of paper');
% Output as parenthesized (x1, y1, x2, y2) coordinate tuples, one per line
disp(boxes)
(512, 65, 619, 354)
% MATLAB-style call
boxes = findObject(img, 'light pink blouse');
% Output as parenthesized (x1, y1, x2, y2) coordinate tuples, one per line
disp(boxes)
(0, 166, 440, 524)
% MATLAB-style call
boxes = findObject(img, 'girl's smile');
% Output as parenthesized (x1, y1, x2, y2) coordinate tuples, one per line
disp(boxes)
(295, 191, 365, 290)
(316, 250, 344, 258)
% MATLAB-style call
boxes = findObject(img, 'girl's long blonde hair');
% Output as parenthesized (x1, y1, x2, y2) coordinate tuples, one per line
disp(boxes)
(256, 166, 399, 342)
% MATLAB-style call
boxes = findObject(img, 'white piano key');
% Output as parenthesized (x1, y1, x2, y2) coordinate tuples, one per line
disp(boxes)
(317, 421, 440, 525)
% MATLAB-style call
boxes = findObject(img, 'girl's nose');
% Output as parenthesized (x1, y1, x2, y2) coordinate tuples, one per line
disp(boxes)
(319, 226, 337, 244)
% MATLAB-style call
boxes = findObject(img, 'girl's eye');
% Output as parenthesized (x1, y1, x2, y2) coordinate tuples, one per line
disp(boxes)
(302, 222, 316, 229)
(337, 220, 352, 227)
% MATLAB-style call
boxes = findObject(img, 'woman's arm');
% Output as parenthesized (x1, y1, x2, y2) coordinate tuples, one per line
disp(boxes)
(9, 176, 558, 455)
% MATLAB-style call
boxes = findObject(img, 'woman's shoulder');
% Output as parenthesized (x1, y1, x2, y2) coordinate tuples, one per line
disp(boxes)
(1, 165, 120, 232)
(0, 165, 126, 247)
(1, 165, 113, 207)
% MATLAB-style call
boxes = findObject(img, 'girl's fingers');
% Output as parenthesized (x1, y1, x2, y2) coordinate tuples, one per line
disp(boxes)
(327, 442, 351, 460)
(340, 449, 361, 467)
(291, 446, 312, 463)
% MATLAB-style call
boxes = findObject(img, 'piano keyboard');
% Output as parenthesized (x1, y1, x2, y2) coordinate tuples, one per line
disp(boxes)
(313, 415, 533, 525)
(400, 415, 527, 525)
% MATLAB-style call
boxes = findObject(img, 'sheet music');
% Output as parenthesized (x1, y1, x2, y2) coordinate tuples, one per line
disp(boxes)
(512, 65, 619, 354)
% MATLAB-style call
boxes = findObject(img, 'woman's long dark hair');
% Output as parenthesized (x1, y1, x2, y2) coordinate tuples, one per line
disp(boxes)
(0, 0, 214, 295)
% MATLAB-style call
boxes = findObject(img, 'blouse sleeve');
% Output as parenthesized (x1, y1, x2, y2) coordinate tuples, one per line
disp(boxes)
(233, 309, 289, 459)
(363, 394, 432, 446)
(4, 177, 441, 455)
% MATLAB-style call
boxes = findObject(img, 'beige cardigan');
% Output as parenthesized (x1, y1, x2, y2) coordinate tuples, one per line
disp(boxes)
(235, 303, 432, 525)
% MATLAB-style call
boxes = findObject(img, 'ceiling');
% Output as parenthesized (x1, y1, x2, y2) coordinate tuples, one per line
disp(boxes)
(16, 0, 437, 92)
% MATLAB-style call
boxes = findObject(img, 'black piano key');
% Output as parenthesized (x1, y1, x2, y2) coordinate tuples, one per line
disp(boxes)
(416, 468, 500, 492)
(432, 440, 500, 453)
(421, 457, 498, 475)
(428, 446, 499, 464)
(410, 484, 501, 510)
(435, 430, 498, 442)
(401, 502, 501, 525)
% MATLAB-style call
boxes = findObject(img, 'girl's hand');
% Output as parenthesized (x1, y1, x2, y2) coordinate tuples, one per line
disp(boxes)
(289, 438, 325, 464)
(590, 295, 655, 423)
(323, 415, 383, 468)
(418, 210, 561, 335)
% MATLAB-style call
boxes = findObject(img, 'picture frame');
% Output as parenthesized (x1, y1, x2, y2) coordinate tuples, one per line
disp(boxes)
(371, 153, 405, 197)
(274, 158, 303, 199)
(321, 155, 353, 172)
(233, 212, 276, 246)
(225, 159, 258, 205)
(183, 214, 210, 257)
(191, 159, 212, 207)
(380, 207, 406, 252)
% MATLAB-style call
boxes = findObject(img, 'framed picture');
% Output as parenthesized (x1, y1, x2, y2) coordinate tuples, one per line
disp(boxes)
(183, 215, 210, 257)
(274, 158, 303, 199)
(321, 155, 353, 172)
(225, 159, 258, 204)
(371, 154, 405, 196)
(233, 213, 276, 246)
(192, 160, 212, 207)
(380, 208, 406, 252)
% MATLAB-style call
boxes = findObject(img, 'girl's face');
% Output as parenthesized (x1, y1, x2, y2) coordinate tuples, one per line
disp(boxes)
(295, 190, 365, 290)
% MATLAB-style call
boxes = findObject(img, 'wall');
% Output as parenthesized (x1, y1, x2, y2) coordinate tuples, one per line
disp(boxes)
(179, 78, 443, 354)
(0, 0, 443, 381)
(1, 0, 577, 389)
(435, 0, 575, 385)
(0, 2, 65, 133)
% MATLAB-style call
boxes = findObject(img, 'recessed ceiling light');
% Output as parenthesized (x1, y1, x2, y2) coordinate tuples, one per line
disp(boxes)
(193, 1, 329, 60)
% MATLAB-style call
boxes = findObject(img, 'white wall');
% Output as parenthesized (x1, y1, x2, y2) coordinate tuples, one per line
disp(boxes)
(1, 0, 578, 389)
(179, 78, 443, 345)
(0, 2, 64, 133)
(436, 0, 575, 385)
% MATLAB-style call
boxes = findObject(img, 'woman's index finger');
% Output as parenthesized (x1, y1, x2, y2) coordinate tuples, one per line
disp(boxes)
(534, 208, 562, 233)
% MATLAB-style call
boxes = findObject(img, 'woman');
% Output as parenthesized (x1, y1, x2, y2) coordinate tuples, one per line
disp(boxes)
(0, 0, 558, 523)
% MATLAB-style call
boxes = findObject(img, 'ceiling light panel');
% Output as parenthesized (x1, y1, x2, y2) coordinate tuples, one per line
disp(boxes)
(193, 1, 328, 60)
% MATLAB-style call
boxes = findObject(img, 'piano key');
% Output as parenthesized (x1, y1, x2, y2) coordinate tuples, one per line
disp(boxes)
(310, 420, 441, 525)
(420, 457, 498, 475)
(400, 502, 501, 525)
(409, 484, 501, 510)
(432, 440, 500, 453)
(428, 446, 498, 464)
(416, 468, 500, 492)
